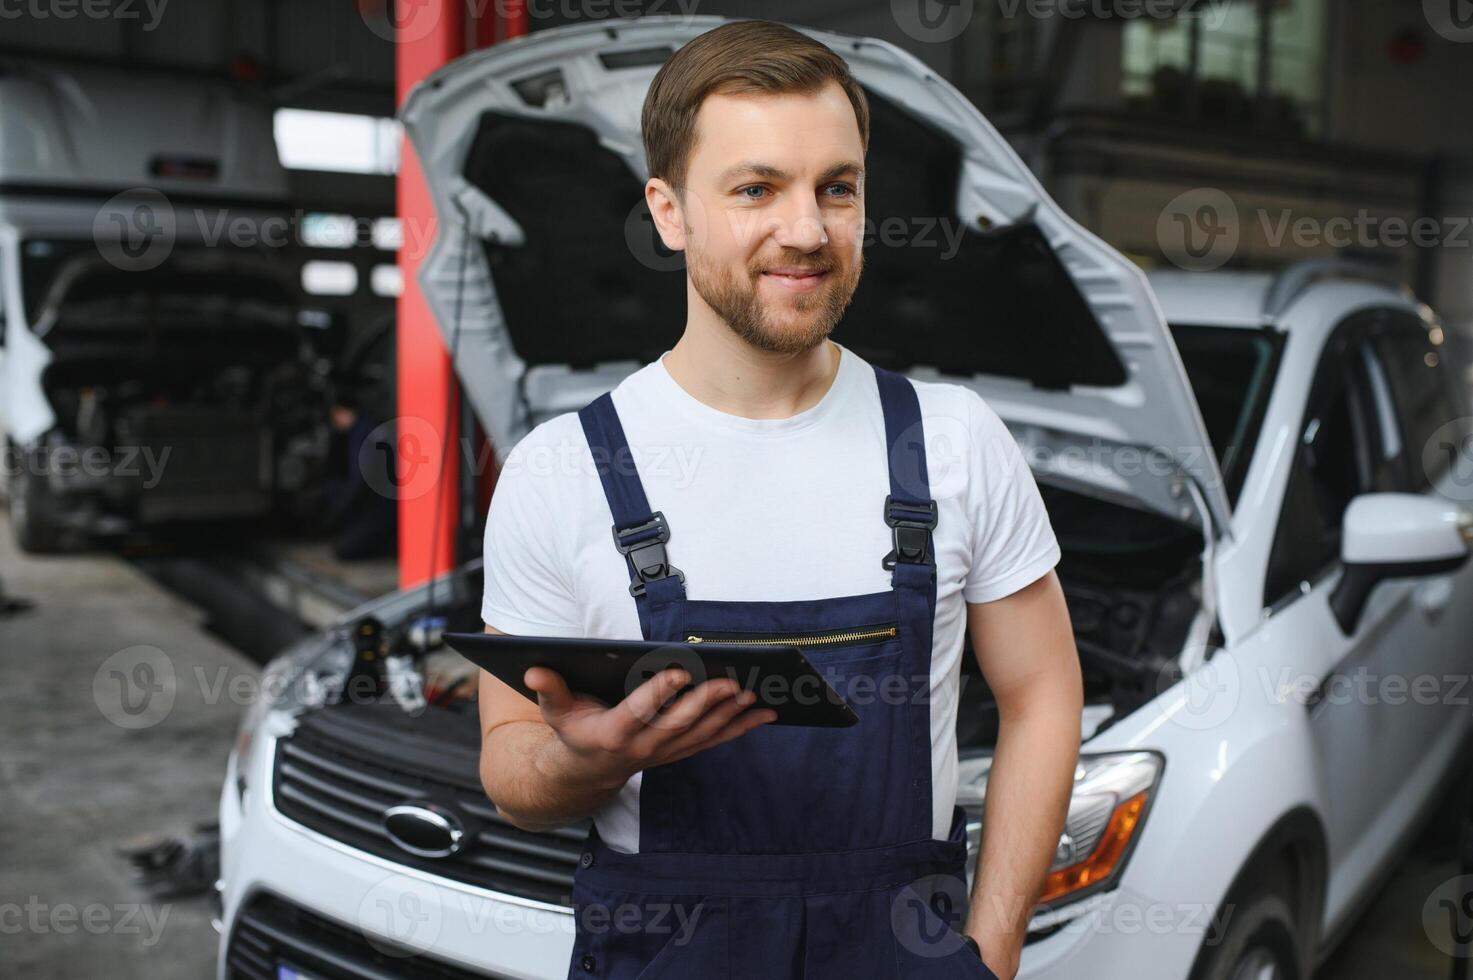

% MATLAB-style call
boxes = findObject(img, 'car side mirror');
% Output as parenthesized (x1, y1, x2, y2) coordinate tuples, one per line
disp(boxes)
(1330, 493, 1471, 633)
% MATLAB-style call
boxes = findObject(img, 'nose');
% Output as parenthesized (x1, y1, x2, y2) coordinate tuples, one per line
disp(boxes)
(768, 192, 829, 254)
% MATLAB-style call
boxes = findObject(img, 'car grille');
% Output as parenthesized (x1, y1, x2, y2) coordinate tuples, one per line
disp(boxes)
(270, 703, 587, 906)
(227, 892, 503, 979)
(117, 406, 272, 521)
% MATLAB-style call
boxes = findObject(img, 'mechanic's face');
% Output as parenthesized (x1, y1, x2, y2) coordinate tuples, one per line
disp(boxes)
(657, 82, 866, 355)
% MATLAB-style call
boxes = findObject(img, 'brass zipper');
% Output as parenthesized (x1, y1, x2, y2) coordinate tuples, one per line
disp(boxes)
(686, 626, 898, 647)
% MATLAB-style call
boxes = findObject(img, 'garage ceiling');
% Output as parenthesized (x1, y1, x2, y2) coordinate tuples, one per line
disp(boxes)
(0, 0, 395, 116)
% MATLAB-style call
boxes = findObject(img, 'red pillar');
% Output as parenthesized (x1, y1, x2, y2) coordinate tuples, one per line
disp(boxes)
(395, 0, 528, 589)
(395, 0, 466, 590)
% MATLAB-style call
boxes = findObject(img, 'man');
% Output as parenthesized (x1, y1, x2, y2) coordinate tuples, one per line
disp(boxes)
(478, 19, 1082, 980)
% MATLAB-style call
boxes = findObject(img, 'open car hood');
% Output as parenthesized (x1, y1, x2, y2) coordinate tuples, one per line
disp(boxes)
(401, 17, 1229, 531)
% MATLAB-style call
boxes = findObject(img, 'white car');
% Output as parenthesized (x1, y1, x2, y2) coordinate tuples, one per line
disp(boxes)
(217, 17, 1473, 980)
(0, 67, 330, 552)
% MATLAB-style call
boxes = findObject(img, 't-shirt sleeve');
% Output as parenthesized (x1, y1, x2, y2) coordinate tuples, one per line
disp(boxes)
(961, 390, 1062, 604)
(480, 430, 585, 637)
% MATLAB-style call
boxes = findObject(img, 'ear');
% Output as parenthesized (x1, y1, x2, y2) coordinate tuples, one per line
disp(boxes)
(645, 177, 687, 252)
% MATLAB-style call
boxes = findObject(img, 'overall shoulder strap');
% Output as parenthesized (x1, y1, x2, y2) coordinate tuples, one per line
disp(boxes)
(872, 366, 938, 576)
(577, 392, 686, 619)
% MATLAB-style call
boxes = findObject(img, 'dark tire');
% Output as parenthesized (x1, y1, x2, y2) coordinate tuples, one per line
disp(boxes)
(1192, 877, 1309, 980)
(9, 459, 62, 554)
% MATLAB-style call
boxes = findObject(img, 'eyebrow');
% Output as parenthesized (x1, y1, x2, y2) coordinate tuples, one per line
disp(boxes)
(716, 160, 865, 186)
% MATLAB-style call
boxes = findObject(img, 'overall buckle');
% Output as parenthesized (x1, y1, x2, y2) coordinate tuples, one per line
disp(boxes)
(612, 512, 685, 597)
(882, 495, 938, 570)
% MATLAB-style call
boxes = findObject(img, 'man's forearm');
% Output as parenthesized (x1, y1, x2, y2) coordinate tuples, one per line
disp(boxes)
(965, 702, 1080, 974)
(480, 720, 631, 832)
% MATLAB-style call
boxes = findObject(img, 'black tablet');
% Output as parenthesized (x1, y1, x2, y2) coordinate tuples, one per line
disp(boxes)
(443, 632, 858, 728)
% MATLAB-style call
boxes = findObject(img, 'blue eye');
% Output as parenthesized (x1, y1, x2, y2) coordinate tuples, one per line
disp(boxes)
(826, 183, 856, 198)
(739, 186, 768, 200)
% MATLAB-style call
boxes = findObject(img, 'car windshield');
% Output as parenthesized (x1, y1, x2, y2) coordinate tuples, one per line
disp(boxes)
(1168, 324, 1282, 507)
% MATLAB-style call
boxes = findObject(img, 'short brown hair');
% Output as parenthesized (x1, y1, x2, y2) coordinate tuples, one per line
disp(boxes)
(641, 20, 870, 193)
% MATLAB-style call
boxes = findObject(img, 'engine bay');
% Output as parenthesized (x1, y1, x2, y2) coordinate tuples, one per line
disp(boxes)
(316, 480, 1205, 753)
(29, 247, 331, 529)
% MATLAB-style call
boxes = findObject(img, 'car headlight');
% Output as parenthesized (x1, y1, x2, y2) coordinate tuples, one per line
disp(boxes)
(957, 750, 1163, 912)
(231, 630, 355, 803)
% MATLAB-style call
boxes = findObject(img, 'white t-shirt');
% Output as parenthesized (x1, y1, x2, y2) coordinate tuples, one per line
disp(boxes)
(481, 343, 1060, 852)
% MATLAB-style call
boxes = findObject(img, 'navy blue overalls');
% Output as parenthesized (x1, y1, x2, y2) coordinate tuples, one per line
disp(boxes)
(567, 365, 995, 980)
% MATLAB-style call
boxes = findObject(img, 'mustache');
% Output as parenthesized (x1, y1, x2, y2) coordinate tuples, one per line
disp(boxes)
(753, 255, 837, 275)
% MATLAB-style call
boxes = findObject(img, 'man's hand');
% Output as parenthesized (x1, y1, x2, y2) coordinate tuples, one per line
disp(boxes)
(963, 569, 1083, 980)
(522, 665, 777, 790)
(477, 625, 778, 831)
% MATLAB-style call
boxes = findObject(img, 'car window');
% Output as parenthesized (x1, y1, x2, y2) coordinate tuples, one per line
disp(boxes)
(1168, 324, 1282, 507)
(1372, 318, 1460, 490)
(1263, 332, 1379, 608)
(1354, 343, 1410, 492)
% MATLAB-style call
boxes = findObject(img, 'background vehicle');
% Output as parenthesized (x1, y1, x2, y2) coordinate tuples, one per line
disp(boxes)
(218, 19, 1473, 980)
(0, 66, 332, 552)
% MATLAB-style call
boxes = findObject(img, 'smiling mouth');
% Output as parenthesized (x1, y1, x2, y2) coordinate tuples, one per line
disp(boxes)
(760, 268, 831, 290)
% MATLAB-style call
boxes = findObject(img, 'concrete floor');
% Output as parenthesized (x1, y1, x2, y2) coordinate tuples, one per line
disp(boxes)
(0, 506, 1460, 979)
(0, 514, 253, 980)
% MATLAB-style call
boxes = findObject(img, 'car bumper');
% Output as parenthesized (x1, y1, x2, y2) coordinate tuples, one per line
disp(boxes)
(218, 731, 1201, 980)
(217, 732, 577, 980)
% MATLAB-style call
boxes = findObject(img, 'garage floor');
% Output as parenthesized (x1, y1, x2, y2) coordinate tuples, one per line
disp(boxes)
(0, 515, 248, 980)
(0, 510, 1458, 979)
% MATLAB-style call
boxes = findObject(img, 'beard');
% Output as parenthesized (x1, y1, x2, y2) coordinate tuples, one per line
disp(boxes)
(686, 245, 863, 356)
